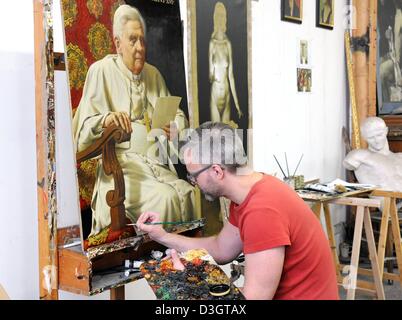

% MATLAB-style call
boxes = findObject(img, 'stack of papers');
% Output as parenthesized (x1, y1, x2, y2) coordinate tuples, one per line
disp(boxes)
(303, 179, 378, 194)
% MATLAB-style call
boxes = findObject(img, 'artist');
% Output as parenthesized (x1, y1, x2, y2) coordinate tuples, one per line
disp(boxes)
(137, 122, 339, 300)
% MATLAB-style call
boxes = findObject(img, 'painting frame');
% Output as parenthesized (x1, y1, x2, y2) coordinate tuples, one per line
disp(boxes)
(316, 0, 334, 30)
(187, 0, 252, 230)
(61, 0, 201, 250)
(187, 0, 252, 150)
(377, 0, 402, 115)
(281, 0, 303, 24)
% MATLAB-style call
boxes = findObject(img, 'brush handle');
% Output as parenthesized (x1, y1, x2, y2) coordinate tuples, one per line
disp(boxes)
(128, 220, 199, 227)
(145, 222, 185, 225)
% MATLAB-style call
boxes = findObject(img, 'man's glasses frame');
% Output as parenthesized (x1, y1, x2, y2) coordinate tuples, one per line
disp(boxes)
(186, 164, 213, 186)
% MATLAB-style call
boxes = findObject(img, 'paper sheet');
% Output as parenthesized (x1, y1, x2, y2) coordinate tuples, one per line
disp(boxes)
(326, 178, 378, 189)
(151, 96, 181, 129)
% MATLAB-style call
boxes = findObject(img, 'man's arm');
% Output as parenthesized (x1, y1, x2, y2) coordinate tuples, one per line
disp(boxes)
(242, 246, 285, 300)
(136, 212, 243, 264)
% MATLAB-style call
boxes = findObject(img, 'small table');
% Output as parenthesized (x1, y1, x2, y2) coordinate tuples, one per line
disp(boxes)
(298, 188, 385, 300)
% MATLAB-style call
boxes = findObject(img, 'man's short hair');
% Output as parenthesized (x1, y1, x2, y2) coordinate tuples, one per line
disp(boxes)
(182, 122, 248, 173)
(361, 117, 388, 139)
(113, 4, 146, 39)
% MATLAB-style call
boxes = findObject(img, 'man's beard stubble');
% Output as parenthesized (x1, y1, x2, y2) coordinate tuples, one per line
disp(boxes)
(204, 193, 217, 202)
(198, 182, 220, 202)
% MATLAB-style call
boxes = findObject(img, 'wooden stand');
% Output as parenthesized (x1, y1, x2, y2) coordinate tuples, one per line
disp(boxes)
(356, 190, 402, 287)
(33, 1, 205, 300)
(307, 189, 402, 300)
(33, 0, 58, 300)
(304, 190, 385, 300)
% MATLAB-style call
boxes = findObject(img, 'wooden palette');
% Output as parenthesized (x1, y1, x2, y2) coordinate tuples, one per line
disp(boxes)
(140, 254, 244, 300)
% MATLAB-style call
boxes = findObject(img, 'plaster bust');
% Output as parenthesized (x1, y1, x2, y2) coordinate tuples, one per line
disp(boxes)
(343, 117, 402, 192)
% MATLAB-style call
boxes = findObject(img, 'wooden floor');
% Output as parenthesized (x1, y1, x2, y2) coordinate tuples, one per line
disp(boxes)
(338, 262, 402, 300)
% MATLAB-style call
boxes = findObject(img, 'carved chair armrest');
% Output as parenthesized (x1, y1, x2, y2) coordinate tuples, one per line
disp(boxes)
(76, 124, 130, 231)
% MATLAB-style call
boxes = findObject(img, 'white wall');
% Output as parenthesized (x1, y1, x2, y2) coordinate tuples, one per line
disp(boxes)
(251, 0, 348, 237)
(0, 0, 39, 300)
(0, 0, 347, 299)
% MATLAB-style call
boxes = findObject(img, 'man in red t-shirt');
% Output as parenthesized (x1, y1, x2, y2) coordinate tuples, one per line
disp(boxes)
(137, 122, 339, 300)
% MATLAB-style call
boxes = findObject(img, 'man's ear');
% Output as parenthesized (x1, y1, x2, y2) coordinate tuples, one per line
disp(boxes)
(114, 37, 121, 53)
(212, 164, 224, 179)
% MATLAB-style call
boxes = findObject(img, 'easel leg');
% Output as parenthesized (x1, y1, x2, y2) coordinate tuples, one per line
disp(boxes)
(389, 198, 402, 286)
(386, 224, 394, 284)
(363, 208, 385, 300)
(312, 202, 322, 219)
(110, 286, 125, 300)
(346, 206, 364, 300)
(377, 197, 391, 278)
(323, 203, 341, 277)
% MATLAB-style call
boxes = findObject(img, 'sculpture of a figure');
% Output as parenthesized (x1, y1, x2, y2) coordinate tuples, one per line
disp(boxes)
(209, 2, 242, 124)
(343, 117, 402, 193)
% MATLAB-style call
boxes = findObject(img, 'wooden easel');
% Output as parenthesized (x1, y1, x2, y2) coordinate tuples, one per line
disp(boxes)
(307, 190, 402, 300)
(34, 0, 58, 300)
(0, 284, 9, 300)
(304, 190, 385, 300)
(33, 0, 128, 300)
(34, 1, 205, 300)
(355, 190, 402, 287)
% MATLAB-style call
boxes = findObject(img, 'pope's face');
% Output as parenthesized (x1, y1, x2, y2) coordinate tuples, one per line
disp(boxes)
(365, 128, 388, 152)
(115, 20, 146, 74)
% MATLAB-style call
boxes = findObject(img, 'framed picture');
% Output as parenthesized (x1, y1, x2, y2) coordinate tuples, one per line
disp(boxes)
(188, 0, 251, 143)
(281, 0, 303, 24)
(377, 0, 402, 115)
(188, 0, 252, 228)
(62, 0, 200, 249)
(316, 0, 334, 29)
(298, 39, 311, 67)
(297, 68, 312, 93)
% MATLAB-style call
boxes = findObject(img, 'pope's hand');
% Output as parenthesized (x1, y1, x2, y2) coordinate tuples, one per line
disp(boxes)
(163, 122, 178, 141)
(104, 111, 132, 133)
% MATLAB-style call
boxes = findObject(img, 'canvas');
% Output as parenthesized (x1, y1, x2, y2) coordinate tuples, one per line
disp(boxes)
(377, 0, 402, 115)
(281, 0, 303, 24)
(187, 0, 252, 225)
(316, 0, 334, 30)
(61, 0, 200, 250)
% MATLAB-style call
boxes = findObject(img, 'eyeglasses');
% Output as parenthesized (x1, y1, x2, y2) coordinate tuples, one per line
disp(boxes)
(186, 164, 213, 186)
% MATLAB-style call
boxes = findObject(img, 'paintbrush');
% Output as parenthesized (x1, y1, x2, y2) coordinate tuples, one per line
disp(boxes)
(292, 154, 304, 177)
(285, 153, 290, 178)
(273, 154, 287, 178)
(127, 220, 201, 227)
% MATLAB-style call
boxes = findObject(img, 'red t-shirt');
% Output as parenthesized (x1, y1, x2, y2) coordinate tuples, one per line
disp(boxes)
(229, 175, 339, 300)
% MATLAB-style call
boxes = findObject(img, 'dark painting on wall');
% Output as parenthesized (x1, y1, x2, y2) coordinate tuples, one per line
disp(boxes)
(316, 0, 334, 30)
(377, 0, 402, 115)
(192, 0, 250, 154)
(188, 0, 251, 227)
(281, 0, 303, 24)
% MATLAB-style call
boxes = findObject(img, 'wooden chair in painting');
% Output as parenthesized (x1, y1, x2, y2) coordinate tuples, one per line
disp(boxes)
(76, 124, 130, 234)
